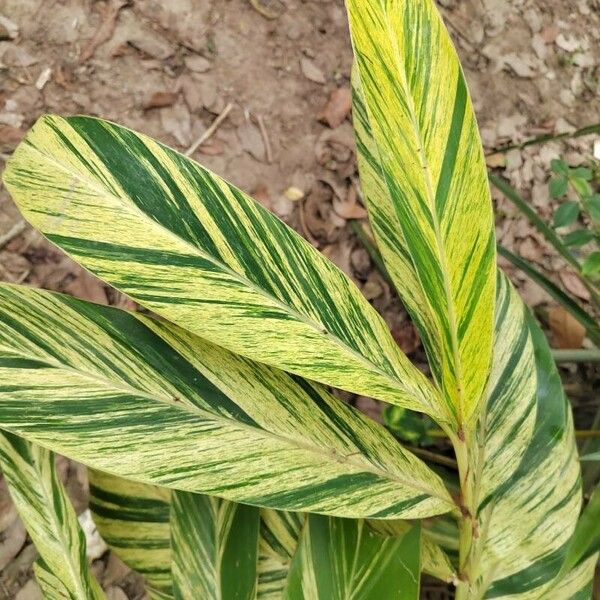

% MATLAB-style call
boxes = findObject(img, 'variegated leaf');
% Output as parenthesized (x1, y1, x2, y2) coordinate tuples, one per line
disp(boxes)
(2, 114, 442, 421)
(0, 283, 453, 519)
(285, 516, 421, 599)
(171, 492, 259, 600)
(471, 279, 582, 598)
(349, 0, 496, 425)
(89, 470, 173, 599)
(258, 510, 304, 599)
(0, 431, 105, 599)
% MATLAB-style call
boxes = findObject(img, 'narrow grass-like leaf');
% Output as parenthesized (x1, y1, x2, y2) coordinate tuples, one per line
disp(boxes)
(0, 283, 453, 519)
(349, 0, 496, 426)
(490, 173, 580, 270)
(2, 114, 442, 420)
(171, 492, 259, 600)
(498, 244, 600, 346)
(0, 432, 105, 599)
(284, 516, 421, 599)
(89, 470, 173, 599)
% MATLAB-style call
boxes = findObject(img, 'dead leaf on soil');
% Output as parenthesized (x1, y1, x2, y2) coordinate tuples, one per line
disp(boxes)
(392, 321, 421, 354)
(79, 0, 129, 63)
(332, 184, 367, 220)
(548, 306, 586, 349)
(0, 520, 26, 571)
(143, 91, 178, 110)
(63, 267, 108, 304)
(318, 87, 352, 128)
(559, 271, 591, 301)
(237, 120, 266, 162)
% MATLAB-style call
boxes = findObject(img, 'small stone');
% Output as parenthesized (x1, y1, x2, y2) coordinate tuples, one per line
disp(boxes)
(184, 55, 212, 73)
(284, 186, 304, 201)
(300, 57, 326, 84)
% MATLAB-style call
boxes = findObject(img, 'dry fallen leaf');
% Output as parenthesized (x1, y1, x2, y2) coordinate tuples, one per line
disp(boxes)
(144, 91, 178, 110)
(79, 0, 128, 63)
(318, 87, 352, 128)
(237, 120, 266, 162)
(332, 185, 368, 220)
(64, 267, 108, 304)
(548, 306, 585, 349)
(392, 322, 421, 354)
(559, 271, 591, 301)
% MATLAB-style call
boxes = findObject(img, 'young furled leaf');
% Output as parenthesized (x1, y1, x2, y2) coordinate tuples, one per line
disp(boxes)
(0, 284, 454, 520)
(2, 114, 442, 421)
(348, 0, 496, 427)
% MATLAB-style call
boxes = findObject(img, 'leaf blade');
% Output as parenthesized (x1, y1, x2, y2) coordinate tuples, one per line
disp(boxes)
(2, 114, 441, 419)
(284, 516, 421, 600)
(89, 470, 173, 599)
(171, 493, 259, 600)
(0, 283, 453, 519)
(0, 432, 105, 600)
(349, 0, 496, 425)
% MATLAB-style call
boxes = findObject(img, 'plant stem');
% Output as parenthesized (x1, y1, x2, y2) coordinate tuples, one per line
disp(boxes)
(452, 426, 478, 599)
(552, 349, 600, 363)
(486, 122, 600, 155)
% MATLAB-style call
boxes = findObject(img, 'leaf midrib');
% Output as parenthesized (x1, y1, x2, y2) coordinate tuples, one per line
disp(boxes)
(16, 138, 437, 414)
(3, 344, 450, 504)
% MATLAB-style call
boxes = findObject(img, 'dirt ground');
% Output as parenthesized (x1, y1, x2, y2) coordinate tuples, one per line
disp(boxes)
(0, 0, 599, 598)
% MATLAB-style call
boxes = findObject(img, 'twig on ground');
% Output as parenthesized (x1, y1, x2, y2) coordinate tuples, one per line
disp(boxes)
(0, 221, 26, 250)
(256, 115, 273, 164)
(185, 103, 234, 157)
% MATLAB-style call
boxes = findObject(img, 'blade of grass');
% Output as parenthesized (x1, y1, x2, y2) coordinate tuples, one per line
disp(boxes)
(491, 174, 580, 270)
(487, 122, 600, 155)
(498, 245, 600, 347)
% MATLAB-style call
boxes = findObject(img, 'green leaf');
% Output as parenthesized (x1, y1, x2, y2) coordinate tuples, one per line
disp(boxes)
(551, 159, 570, 176)
(89, 470, 173, 599)
(383, 406, 430, 444)
(2, 114, 441, 421)
(284, 516, 421, 599)
(571, 167, 593, 181)
(0, 432, 105, 599)
(549, 176, 568, 198)
(553, 201, 580, 228)
(0, 283, 454, 519)
(171, 493, 259, 600)
(497, 244, 600, 347)
(561, 484, 600, 575)
(582, 252, 600, 277)
(348, 0, 496, 427)
(563, 229, 594, 247)
(586, 194, 600, 220)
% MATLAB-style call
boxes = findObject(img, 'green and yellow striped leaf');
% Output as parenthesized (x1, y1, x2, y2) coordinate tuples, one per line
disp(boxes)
(171, 492, 259, 600)
(285, 516, 421, 599)
(471, 279, 582, 598)
(349, 0, 496, 425)
(258, 510, 304, 600)
(89, 470, 173, 599)
(0, 431, 105, 599)
(0, 283, 454, 519)
(2, 114, 443, 421)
